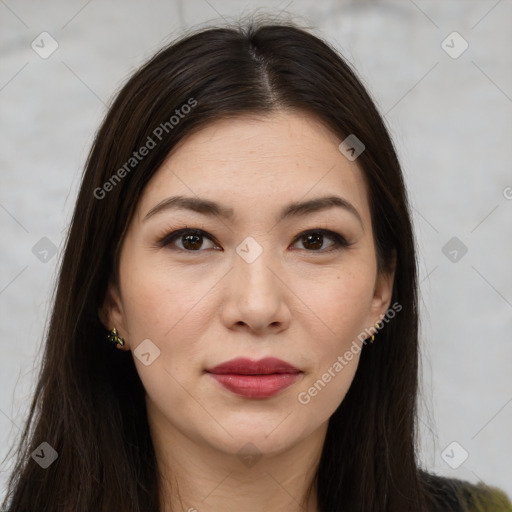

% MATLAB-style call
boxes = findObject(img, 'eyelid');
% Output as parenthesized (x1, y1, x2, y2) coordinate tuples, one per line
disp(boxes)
(156, 227, 219, 249)
(291, 228, 350, 252)
(156, 227, 351, 253)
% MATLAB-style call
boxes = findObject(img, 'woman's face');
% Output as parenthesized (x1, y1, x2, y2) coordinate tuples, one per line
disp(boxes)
(104, 111, 394, 459)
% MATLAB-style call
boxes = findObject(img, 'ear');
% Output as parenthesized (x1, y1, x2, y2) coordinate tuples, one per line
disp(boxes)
(98, 279, 129, 349)
(369, 250, 396, 326)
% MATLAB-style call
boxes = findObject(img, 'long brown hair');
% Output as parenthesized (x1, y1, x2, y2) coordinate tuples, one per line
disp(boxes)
(3, 17, 434, 511)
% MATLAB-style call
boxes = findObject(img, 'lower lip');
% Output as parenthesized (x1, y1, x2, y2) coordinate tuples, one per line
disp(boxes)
(207, 372, 301, 399)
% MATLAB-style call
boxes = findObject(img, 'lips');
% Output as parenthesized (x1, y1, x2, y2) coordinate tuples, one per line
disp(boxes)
(206, 357, 302, 399)
(206, 357, 301, 375)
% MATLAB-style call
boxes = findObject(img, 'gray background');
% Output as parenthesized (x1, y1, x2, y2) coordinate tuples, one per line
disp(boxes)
(1, 0, 511, 500)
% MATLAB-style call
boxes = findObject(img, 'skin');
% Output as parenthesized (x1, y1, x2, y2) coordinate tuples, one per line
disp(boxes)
(102, 110, 395, 512)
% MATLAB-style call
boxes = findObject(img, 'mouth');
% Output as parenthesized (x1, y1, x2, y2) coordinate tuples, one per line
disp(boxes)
(205, 357, 303, 399)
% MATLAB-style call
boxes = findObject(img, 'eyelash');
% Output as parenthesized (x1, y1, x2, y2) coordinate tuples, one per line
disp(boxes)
(156, 227, 351, 254)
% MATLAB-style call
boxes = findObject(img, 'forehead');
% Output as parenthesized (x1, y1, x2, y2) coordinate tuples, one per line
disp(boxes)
(137, 111, 370, 225)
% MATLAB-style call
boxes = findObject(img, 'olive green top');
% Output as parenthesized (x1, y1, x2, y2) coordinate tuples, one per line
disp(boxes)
(423, 472, 512, 511)
(459, 481, 512, 512)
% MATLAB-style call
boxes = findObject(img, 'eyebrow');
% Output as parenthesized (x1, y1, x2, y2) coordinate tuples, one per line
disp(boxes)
(143, 194, 363, 228)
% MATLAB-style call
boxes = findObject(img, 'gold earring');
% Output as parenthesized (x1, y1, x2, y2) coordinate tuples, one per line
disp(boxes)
(107, 328, 129, 350)
(370, 321, 384, 343)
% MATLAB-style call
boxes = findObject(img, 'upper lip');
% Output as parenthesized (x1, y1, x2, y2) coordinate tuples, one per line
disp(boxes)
(206, 357, 301, 375)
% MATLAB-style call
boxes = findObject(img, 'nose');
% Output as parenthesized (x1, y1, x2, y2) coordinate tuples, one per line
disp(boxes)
(220, 244, 291, 335)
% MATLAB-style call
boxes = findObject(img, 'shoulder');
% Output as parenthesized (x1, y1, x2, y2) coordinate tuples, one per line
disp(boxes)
(420, 470, 512, 512)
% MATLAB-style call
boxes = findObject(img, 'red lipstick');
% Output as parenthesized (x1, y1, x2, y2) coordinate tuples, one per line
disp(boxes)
(206, 357, 302, 399)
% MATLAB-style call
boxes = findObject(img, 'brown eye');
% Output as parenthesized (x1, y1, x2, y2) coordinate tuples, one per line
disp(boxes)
(159, 229, 218, 252)
(301, 232, 324, 250)
(181, 232, 203, 251)
(158, 228, 349, 254)
(292, 230, 349, 253)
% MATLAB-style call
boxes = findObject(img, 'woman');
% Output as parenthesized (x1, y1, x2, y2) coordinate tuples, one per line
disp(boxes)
(2, 18, 510, 512)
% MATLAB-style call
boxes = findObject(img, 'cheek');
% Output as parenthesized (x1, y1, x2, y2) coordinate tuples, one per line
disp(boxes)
(293, 267, 374, 416)
(119, 257, 217, 381)
(297, 352, 360, 422)
(120, 256, 203, 338)
(119, 264, 209, 410)
(300, 264, 375, 343)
